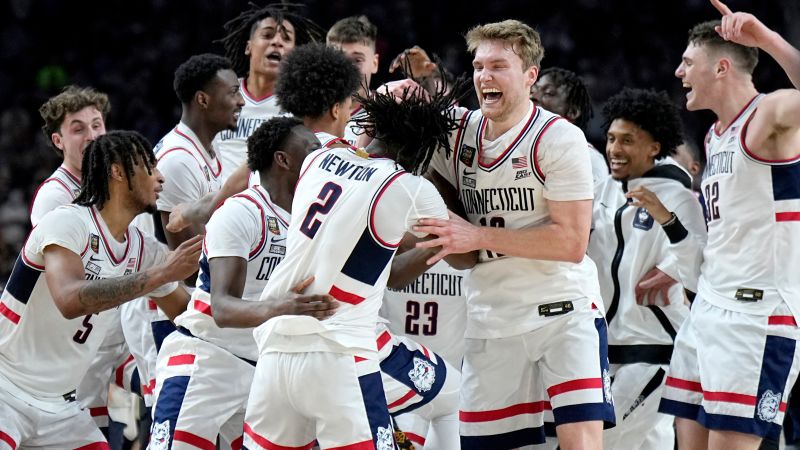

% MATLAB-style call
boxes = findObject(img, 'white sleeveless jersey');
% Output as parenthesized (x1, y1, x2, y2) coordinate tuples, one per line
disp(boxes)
(429, 101, 601, 339)
(315, 130, 350, 149)
(380, 261, 467, 367)
(698, 94, 800, 318)
(0, 205, 176, 405)
(176, 186, 290, 361)
(214, 78, 286, 182)
(254, 146, 448, 356)
(30, 165, 81, 226)
(155, 122, 224, 213)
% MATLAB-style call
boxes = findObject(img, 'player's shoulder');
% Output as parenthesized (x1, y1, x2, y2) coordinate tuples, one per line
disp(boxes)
(30, 204, 89, 238)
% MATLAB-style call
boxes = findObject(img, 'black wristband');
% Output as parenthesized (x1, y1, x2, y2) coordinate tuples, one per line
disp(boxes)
(661, 213, 689, 243)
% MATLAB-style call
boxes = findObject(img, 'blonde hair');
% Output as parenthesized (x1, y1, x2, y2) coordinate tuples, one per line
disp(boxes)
(465, 19, 544, 69)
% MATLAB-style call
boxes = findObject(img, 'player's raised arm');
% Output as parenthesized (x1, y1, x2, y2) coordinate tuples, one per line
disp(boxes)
(711, 0, 800, 88)
(45, 235, 202, 320)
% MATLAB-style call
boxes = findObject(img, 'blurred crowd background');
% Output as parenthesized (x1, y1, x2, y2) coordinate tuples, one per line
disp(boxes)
(0, 0, 797, 285)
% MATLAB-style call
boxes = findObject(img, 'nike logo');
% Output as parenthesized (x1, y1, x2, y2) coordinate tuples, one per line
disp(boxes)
(271, 237, 286, 243)
(462, 168, 476, 176)
(89, 255, 103, 263)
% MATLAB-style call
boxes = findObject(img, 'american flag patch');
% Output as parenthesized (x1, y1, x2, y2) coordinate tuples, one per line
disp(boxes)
(512, 156, 528, 169)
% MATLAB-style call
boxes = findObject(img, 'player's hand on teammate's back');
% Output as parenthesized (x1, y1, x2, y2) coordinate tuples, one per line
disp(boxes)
(162, 234, 204, 281)
(166, 202, 192, 233)
(281, 276, 338, 320)
(711, 0, 774, 49)
(635, 267, 677, 306)
(415, 211, 481, 265)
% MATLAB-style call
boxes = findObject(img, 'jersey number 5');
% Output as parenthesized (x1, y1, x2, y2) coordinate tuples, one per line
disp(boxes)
(73, 314, 94, 344)
(300, 182, 343, 239)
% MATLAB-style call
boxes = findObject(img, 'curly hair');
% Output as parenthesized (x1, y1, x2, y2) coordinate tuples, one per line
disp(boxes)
(74, 130, 156, 210)
(275, 43, 361, 118)
(538, 67, 593, 131)
(173, 53, 233, 104)
(39, 85, 110, 152)
(326, 15, 378, 48)
(602, 88, 684, 158)
(354, 77, 470, 175)
(218, 2, 323, 77)
(688, 20, 758, 74)
(247, 116, 304, 173)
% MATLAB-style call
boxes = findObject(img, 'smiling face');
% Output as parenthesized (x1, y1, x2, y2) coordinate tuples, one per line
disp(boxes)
(246, 17, 296, 79)
(606, 118, 659, 181)
(203, 69, 245, 132)
(675, 42, 718, 112)
(472, 39, 537, 125)
(52, 106, 106, 174)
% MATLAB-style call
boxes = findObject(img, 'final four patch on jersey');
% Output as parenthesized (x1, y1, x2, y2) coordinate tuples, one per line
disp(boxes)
(90, 234, 100, 253)
(632, 207, 654, 230)
(460, 144, 476, 167)
(267, 217, 280, 235)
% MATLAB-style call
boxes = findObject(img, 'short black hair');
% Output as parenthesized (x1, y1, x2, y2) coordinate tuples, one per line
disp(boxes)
(602, 88, 684, 159)
(218, 2, 323, 76)
(247, 116, 304, 173)
(539, 67, 593, 131)
(688, 20, 759, 74)
(275, 43, 361, 118)
(326, 15, 378, 47)
(173, 53, 233, 104)
(355, 78, 469, 175)
(74, 130, 155, 210)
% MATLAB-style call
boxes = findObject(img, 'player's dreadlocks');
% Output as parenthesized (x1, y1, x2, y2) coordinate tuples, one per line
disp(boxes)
(74, 130, 156, 210)
(539, 67, 593, 131)
(355, 77, 470, 175)
(218, 2, 323, 77)
(276, 43, 361, 118)
(247, 116, 304, 173)
(602, 88, 684, 159)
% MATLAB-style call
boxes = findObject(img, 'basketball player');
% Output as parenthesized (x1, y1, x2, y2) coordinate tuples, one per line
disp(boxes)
(657, 1, 800, 449)
(404, 20, 613, 449)
(0, 131, 201, 448)
(530, 67, 608, 185)
(149, 117, 337, 449)
(243, 79, 467, 450)
(214, 2, 322, 180)
(589, 88, 707, 450)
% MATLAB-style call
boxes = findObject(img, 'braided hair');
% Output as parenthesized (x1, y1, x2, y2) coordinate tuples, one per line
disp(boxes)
(74, 130, 155, 210)
(539, 67, 593, 131)
(217, 2, 323, 77)
(354, 77, 470, 175)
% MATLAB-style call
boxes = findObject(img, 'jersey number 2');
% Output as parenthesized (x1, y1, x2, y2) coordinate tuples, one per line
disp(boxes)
(300, 182, 343, 239)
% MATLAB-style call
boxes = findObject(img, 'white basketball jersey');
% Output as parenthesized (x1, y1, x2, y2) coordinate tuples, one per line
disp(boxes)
(213, 78, 286, 182)
(429, 102, 601, 339)
(254, 146, 447, 356)
(155, 122, 224, 213)
(176, 186, 290, 361)
(698, 94, 800, 318)
(380, 261, 467, 367)
(0, 205, 176, 405)
(30, 165, 81, 226)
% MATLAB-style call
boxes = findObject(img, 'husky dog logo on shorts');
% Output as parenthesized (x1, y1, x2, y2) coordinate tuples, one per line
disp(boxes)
(150, 420, 171, 450)
(757, 390, 781, 422)
(409, 356, 436, 392)
(603, 368, 613, 404)
(376, 425, 395, 450)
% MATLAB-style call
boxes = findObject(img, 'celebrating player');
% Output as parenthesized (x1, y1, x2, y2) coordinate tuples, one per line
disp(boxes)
(0, 131, 201, 448)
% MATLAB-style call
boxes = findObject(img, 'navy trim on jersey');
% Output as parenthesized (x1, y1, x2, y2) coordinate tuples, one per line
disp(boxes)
(231, 193, 268, 260)
(6, 255, 42, 304)
(772, 162, 800, 201)
(461, 427, 546, 449)
(367, 171, 406, 248)
(357, 370, 394, 450)
(152, 320, 177, 353)
(340, 228, 397, 286)
(151, 375, 191, 445)
(379, 343, 447, 416)
(198, 254, 211, 294)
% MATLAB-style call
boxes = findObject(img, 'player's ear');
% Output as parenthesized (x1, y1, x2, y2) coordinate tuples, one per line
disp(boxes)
(526, 65, 539, 89)
(274, 151, 290, 170)
(195, 91, 210, 109)
(371, 53, 380, 75)
(649, 141, 661, 160)
(245, 41, 251, 56)
(330, 101, 342, 121)
(567, 107, 581, 124)
(51, 132, 65, 151)
(716, 58, 731, 77)
(110, 163, 126, 181)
